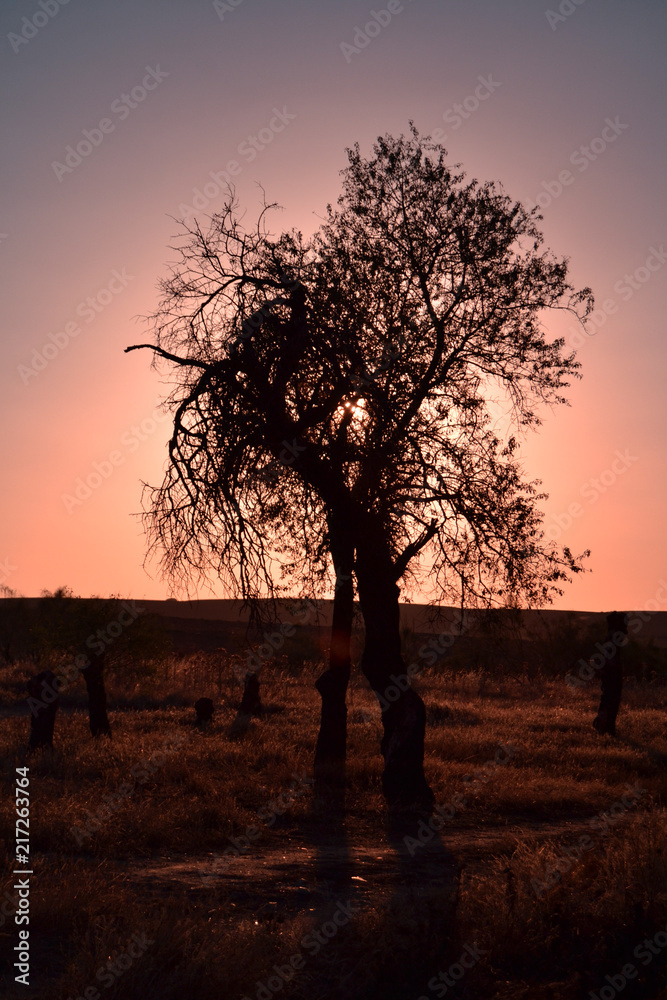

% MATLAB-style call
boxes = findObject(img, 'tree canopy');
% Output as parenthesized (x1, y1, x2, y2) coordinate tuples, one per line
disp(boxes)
(130, 126, 591, 609)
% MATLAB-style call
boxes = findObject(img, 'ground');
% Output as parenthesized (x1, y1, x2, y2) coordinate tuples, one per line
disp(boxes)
(0, 659, 666, 999)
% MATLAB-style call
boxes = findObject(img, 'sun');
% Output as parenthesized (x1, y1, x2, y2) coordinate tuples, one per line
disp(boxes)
(338, 398, 366, 417)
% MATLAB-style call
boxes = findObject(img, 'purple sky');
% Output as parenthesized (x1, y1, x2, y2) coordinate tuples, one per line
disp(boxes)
(1, 0, 666, 611)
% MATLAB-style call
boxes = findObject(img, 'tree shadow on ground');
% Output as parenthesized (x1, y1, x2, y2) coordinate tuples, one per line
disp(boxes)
(291, 793, 461, 999)
(617, 734, 667, 769)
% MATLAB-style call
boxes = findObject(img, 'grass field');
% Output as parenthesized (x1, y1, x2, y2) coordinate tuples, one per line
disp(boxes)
(1, 655, 666, 999)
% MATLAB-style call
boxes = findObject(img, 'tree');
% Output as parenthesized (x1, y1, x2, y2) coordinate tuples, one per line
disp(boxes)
(128, 127, 591, 814)
(31, 588, 170, 738)
(0, 585, 31, 664)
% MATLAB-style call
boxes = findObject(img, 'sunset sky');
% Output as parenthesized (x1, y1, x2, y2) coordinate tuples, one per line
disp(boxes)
(2, 0, 665, 612)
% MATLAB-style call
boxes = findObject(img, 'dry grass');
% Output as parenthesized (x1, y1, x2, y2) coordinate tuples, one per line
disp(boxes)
(0, 655, 666, 999)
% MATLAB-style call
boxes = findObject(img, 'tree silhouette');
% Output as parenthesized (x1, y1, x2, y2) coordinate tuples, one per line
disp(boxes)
(128, 127, 591, 815)
(30, 588, 169, 739)
(128, 202, 357, 796)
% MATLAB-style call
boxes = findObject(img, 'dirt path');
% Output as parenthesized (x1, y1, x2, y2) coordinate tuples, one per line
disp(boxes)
(109, 816, 591, 916)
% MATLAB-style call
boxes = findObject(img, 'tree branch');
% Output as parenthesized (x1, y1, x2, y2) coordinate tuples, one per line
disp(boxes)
(124, 344, 210, 369)
(393, 518, 438, 581)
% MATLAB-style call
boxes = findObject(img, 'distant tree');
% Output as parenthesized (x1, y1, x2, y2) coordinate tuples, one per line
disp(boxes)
(31, 588, 170, 737)
(128, 127, 591, 814)
(0, 585, 31, 664)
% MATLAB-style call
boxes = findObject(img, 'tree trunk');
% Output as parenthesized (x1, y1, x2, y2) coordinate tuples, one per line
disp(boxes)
(593, 613, 627, 737)
(240, 672, 262, 714)
(313, 518, 354, 799)
(355, 528, 435, 818)
(83, 653, 111, 737)
(27, 670, 59, 750)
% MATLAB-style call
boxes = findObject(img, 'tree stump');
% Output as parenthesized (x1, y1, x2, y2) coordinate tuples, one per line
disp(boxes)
(593, 611, 628, 737)
(239, 672, 262, 715)
(194, 697, 215, 728)
(83, 652, 111, 738)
